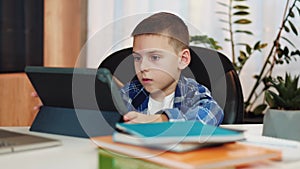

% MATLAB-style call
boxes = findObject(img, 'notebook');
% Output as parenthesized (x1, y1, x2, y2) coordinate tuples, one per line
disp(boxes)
(113, 121, 245, 152)
(113, 132, 223, 152)
(113, 121, 245, 145)
(0, 128, 61, 154)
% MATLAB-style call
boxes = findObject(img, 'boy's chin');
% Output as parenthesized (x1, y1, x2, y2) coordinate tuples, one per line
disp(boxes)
(147, 88, 166, 95)
(144, 88, 156, 94)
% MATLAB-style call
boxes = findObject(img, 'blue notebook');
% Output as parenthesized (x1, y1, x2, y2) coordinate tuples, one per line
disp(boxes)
(113, 121, 245, 151)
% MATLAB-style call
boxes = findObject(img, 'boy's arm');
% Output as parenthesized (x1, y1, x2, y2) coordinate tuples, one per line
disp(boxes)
(156, 85, 224, 126)
(124, 111, 168, 123)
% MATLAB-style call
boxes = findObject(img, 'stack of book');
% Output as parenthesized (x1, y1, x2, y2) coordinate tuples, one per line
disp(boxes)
(93, 121, 282, 169)
(113, 121, 245, 152)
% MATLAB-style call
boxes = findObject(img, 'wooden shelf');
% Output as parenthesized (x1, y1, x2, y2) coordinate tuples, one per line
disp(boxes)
(0, 0, 87, 126)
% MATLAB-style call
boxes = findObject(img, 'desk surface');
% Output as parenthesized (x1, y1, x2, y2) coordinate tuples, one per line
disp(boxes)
(1, 124, 300, 169)
(0, 127, 98, 169)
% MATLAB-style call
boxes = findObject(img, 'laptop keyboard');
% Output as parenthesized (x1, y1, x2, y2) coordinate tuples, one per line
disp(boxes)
(0, 130, 23, 138)
(0, 141, 15, 147)
(0, 130, 21, 148)
(0, 129, 61, 154)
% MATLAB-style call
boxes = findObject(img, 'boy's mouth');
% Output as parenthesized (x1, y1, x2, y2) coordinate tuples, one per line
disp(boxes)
(142, 78, 153, 83)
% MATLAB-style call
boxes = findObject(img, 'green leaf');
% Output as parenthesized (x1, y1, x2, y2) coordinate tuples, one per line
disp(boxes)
(253, 104, 267, 115)
(219, 19, 229, 23)
(286, 73, 299, 91)
(289, 11, 295, 18)
(288, 20, 298, 35)
(235, 30, 253, 35)
(216, 11, 228, 15)
(253, 75, 260, 80)
(233, 5, 249, 10)
(259, 43, 268, 49)
(238, 50, 249, 67)
(265, 91, 275, 108)
(246, 44, 252, 55)
(277, 48, 283, 58)
(238, 56, 244, 62)
(240, 50, 247, 58)
(236, 43, 248, 46)
(225, 38, 231, 41)
(293, 94, 300, 104)
(268, 90, 286, 108)
(208, 38, 223, 50)
(234, 19, 252, 24)
(284, 25, 290, 32)
(263, 76, 273, 89)
(254, 41, 260, 50)
(285, 56, 291, 64)
(291, 50, 300, 56)
(276, 59, 284, 64)
(283, 46, 289, 56)
(217, 2, 229, 7)
(238, 51, 248, 65)
(281, 36, 296, 48)
(234, 64, 241, 72)
(233, 11, 249, 16)
(222, 28, 230, 32)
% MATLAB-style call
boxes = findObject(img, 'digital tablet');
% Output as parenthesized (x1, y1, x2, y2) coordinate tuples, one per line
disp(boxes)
(25, 66, 124, 137)
(25, 66, 118, 111)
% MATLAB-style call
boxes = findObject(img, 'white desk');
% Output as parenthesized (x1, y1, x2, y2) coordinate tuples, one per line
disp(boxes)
(1, 125, 300, 169)
(0, 127, 98, 169)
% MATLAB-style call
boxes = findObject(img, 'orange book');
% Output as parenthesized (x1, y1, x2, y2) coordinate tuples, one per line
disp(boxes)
(92, 136, 281, 169)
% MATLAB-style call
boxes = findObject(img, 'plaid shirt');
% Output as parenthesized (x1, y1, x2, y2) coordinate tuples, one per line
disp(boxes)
(120, 76, 224, 126)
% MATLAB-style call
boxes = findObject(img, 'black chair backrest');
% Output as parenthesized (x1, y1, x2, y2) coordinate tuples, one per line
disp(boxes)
(99, 46, 244, 124)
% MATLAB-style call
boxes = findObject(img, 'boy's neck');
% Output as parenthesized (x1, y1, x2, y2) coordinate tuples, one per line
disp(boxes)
(150, 91, 175, 102)
(149, 75, 181, 101)
(150, 81, 177, 102)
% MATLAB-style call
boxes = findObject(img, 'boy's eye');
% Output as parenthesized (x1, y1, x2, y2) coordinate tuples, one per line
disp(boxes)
(150, 55, 160, 61)
(133, 55, 142, 62)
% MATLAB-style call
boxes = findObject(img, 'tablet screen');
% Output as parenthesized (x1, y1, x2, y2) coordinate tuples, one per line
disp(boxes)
(25, 66, 117, 111)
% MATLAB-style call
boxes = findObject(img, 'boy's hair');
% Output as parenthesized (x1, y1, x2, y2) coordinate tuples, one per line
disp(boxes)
(132, 12, 189, 53)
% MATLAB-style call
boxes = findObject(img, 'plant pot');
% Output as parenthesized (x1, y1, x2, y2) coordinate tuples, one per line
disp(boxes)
(243, 112, 264, 124)
(263, 109, 300, 141)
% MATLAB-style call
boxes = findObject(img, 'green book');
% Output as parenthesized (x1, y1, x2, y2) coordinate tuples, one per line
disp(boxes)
(99, 149, 169, 169)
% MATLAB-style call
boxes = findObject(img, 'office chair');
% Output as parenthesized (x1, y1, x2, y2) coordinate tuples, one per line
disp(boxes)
(99, 46, 244, 124)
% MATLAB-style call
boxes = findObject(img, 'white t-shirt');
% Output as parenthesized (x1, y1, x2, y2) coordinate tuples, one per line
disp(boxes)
(147, 92, 175, 115)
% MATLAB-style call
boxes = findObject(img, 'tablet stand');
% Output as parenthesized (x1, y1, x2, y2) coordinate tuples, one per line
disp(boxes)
(30, 106, 121, 138)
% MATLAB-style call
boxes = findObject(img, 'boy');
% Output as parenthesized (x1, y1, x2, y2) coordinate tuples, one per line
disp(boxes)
(32, 12, 223, 126)
(121, 12, 223, 126)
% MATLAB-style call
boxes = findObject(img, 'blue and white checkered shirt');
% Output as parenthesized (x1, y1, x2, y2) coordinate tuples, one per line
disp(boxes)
(120, 76, 224, 126)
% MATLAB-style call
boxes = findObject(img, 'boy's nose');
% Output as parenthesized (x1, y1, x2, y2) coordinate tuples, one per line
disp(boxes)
(139, 58, 151, 71)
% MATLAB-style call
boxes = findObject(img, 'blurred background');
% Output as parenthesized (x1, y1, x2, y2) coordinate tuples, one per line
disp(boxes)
(0, 0, 299, 125)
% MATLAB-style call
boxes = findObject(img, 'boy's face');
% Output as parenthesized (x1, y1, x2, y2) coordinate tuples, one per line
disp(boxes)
(132, 34, 187, 96)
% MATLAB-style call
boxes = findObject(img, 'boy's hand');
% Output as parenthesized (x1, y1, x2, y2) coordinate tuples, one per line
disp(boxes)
(123, 111, 168, 124)
(31, 92, 43, 110)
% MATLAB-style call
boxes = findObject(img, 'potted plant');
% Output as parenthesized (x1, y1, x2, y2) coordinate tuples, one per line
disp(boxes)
(191, 0, 300, 123)
(262, 73, 300, 141)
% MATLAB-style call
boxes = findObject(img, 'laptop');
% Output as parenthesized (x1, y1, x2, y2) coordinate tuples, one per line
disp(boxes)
(0, 128, 61, 154)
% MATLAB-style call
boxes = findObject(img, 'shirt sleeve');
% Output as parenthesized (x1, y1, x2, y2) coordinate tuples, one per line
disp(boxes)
(120, 82, 137, 112)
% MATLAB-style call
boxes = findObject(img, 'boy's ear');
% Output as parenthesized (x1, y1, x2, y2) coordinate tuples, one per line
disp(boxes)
(178, 48, 191, 70)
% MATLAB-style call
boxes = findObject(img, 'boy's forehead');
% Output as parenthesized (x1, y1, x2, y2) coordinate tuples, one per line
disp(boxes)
(133, 35, 177, 54)
(133, 48, 171, 55)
